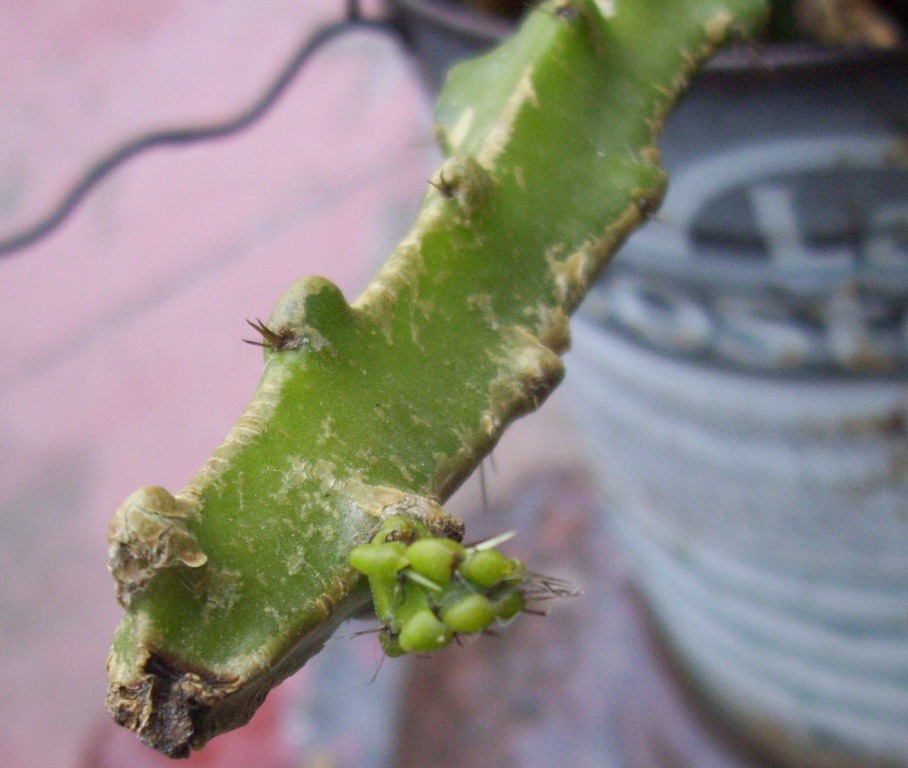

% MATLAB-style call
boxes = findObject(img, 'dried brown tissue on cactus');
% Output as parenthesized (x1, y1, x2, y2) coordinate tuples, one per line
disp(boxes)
(104, 0, 769, 756)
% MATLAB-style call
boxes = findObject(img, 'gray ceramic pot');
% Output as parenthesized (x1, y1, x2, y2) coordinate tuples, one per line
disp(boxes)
(386, 2, 908, 766)
(567, 42, 908, 768)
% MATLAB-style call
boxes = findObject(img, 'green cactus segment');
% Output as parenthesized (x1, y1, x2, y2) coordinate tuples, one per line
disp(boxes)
(350, 516, 530, 657)
(106, 0, 767, 757)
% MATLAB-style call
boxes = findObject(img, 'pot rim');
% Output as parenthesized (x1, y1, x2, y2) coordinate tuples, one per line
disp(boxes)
(385, 0, 908, 76)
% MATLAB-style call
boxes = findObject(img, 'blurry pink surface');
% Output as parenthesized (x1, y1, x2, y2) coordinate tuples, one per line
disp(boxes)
(0, 1, 435, 765)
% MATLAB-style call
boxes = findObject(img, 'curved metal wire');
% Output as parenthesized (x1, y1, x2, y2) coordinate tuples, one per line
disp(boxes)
(0, 11, 398, 258)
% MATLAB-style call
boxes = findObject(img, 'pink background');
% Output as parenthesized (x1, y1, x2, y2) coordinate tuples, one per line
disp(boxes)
(0, 2, 581, 765)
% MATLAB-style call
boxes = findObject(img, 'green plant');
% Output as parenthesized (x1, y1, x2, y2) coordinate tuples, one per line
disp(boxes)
(349, 514, 574, 656)
(105, 0, 766, 757)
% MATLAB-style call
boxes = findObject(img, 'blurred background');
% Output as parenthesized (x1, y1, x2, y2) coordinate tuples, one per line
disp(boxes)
(2, 2, 906, 767)
(0, 2, 585, 766)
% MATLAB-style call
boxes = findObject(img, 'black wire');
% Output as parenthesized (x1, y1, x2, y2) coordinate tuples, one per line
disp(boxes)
(346, 0, 363, 20)
(0, 14, 398, 258)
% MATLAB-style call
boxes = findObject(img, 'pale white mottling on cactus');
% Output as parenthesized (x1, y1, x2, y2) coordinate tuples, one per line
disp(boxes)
(105, 0, 768, 756)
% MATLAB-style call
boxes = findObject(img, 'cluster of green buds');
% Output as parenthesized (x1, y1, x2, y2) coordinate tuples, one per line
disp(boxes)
(349, 515, 570, 656)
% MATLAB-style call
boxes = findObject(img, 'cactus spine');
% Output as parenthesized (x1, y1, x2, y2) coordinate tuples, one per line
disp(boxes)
(106, 0, 767, 756)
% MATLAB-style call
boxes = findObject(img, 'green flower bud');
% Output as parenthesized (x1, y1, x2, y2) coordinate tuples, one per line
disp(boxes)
(372, 515, 426, 546)
(348, 541, 409, 577)
(459, 548, 520, 589)
(406, 537, 465, 586)
(441, 593, 496, 634)
(492, 588, 526, 624)
(398, 608, 454, 653)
